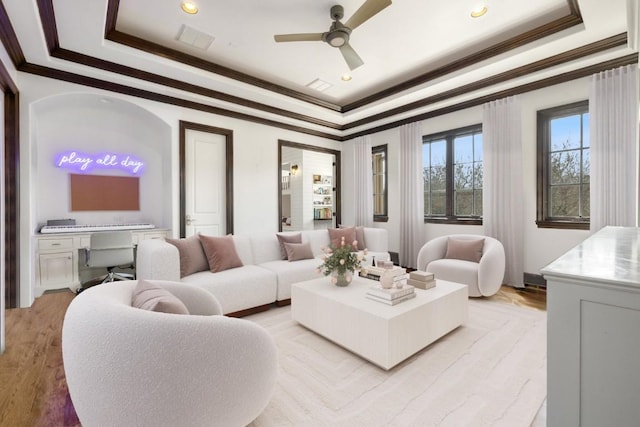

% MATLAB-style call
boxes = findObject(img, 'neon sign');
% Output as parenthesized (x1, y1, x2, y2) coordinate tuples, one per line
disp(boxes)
(55, 151, 145, 174)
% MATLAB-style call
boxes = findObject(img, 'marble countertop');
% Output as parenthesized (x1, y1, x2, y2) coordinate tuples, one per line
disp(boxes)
(540, 226, 640, 288)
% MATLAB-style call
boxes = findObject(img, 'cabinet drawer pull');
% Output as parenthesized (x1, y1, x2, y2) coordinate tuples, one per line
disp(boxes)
(51, 243, 61, 246)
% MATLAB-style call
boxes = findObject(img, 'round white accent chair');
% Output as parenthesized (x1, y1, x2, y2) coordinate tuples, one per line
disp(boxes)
(62, 280, 278, 427)
(416, 234, 506, 297)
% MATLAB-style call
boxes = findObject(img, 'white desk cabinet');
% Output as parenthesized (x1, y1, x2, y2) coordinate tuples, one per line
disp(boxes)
(34, 228, 170, 296)
(39, 251, 74, 287)
(541, 226, 640, 427)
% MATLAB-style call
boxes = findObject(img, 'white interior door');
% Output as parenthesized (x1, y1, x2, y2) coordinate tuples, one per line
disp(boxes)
(185, 129, 226, 237)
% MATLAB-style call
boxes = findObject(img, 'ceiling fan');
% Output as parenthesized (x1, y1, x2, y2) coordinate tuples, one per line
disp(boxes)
(273, 0, 392, 71)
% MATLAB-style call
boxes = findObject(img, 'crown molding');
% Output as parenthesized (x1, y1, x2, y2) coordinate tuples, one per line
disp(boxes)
(0, 1, 635, 141)
(104, 0, 584, 112)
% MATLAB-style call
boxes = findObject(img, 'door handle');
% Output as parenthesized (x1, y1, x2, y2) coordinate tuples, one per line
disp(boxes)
(186, 215, 197, 226)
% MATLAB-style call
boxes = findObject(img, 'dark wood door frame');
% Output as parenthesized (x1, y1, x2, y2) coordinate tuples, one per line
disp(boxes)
(178, 121, 234, 238)
(1, 61, 19, 309)
(278, 139, 341, 232)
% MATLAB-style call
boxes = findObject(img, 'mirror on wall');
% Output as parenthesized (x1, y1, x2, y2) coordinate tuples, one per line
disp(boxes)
(278, 140, 341, 232)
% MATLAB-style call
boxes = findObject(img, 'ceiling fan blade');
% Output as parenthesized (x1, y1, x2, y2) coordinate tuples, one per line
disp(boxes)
(274, 33, 323, 42)
(344, 0, 392, 30)
(339, 43, 364, 70)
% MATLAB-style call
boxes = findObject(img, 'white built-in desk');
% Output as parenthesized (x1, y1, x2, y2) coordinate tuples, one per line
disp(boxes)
(541, 226, 640, 427)
(34, 228, 170, 296)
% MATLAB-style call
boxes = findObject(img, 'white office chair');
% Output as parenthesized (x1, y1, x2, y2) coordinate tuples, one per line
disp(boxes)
(78, 231, 135, 293)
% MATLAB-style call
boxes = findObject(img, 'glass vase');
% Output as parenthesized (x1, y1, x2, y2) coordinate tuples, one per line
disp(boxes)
(331, 270, 352, 287)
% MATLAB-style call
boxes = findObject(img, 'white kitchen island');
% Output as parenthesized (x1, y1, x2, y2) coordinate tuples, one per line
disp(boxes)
(541, 226, 640, 427)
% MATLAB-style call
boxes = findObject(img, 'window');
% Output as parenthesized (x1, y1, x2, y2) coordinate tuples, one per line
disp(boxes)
(372, 144, 388, 222)
(537, 101, 590, 229)
(423, 125, 483, 224)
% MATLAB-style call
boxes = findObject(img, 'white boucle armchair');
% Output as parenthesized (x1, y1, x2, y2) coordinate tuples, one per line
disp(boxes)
(416, 234, 506, 297)
(62, 280, 278, 427)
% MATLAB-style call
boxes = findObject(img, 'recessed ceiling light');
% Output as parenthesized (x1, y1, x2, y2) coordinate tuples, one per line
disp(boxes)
(181, 2, 198, 14)
(470, 5, 488, 18)
(341, 74, 352, 82)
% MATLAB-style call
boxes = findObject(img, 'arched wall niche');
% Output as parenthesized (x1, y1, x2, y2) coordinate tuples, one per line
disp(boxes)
(30, 93, 172, 230)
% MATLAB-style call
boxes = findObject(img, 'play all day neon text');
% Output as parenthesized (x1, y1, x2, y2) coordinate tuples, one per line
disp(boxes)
(55, 151, 145, 174)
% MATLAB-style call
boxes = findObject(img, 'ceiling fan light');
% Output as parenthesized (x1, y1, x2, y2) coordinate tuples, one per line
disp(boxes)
(325, 31, 348, 47)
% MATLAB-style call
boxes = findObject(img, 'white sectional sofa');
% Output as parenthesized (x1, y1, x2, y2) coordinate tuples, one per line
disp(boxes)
(136, 227, 390, 316)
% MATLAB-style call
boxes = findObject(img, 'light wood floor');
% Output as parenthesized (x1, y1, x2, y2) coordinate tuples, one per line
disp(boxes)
(0, 285, 545, 426)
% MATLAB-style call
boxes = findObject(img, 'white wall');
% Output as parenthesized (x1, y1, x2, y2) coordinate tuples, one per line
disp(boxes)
(343, 78, 594, 277)
(18, 73, 340, 307)
(32, 93, 172, 229)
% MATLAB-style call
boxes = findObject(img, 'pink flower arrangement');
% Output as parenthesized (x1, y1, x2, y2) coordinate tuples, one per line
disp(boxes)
(317, 236, 367, 283)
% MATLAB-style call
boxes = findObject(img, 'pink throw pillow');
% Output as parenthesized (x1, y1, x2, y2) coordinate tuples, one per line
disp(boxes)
(131, 279, 189, 314)
(328, 227, 357, 251)
(444, 238, 485, 263)
(339, 225, 366, 250)
(276, 233, 302, 260)
(165, 235, 209, 277)
(199, 234, 244, 273)
(283, 241, 314, 261)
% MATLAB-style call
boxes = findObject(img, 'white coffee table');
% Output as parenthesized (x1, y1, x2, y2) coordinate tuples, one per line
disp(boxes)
(291, 275, 468, 370)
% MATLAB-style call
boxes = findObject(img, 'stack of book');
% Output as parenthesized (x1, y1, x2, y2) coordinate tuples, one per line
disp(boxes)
(407, 270, 436, 290)
(366, 283, 415, 305)
(360, 265, 408, 284)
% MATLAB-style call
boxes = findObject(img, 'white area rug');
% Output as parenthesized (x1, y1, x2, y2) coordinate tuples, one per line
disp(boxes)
(248, 299, 546, 427)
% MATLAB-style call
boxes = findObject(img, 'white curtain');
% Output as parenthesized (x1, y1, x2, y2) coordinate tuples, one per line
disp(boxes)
(589, 64, 639, 232)
(353, 136, 373, 227)
(482, 96, 524, 287)
(399, 121, 424, 269)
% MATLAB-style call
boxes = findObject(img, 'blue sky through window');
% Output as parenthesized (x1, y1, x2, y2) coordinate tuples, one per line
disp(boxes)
(550, 113, 589, 151)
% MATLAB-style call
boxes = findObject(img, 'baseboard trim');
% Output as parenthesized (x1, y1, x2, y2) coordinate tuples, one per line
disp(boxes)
(523, 272, 547, 288)
(276, 299, 291, 307)
(226, 303, 272, 318)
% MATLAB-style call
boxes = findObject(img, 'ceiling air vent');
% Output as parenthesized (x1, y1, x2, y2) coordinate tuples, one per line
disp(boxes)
(306, 78, 332, 92)
(176, 25, 214, 50)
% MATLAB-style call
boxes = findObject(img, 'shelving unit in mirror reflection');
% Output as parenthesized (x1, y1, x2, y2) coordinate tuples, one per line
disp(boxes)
(313, 174, 333, 221)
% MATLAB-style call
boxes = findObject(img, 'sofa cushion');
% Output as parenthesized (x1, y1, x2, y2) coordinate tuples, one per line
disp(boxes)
(445, 237, 484, 263)
(284, 241, 314, 261)
(199, 235, 244, 272)
(131, 279, 190, 314)
(328, 227, 356, 250)
(362, 228, 388, 253)
(181, 266, 277, 314)
(427, 258, 480, 293)
(165, 235, 209, 277)
(231, 235, 254, 265)
(259, 259, 323, 301)
(276, 233, 302, 260)
(300, 230, 332, 257)
(249, 233, 283, 264)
